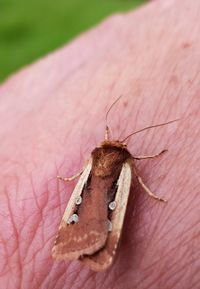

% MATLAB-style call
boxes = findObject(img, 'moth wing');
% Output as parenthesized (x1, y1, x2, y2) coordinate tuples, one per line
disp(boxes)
(81, 161, 132, 271)
(52, 158, 108, 260)
(52, 158, 92, 260)
(59, 158, 93, 226)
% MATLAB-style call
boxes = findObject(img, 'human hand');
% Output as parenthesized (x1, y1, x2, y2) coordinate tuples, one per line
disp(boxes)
(0, 0, 199, 288)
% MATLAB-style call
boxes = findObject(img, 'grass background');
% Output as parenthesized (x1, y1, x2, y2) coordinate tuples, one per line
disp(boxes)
(0, 0, 145, 82)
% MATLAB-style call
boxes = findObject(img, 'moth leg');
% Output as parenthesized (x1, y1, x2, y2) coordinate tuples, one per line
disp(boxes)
(57, 171, 82, 182)
(133, 166, 167, 202)
(57, 158, 92, 182)
(133, 149, 167, 160)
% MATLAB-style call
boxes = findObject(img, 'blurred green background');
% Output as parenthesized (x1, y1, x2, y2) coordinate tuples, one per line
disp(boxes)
(0, 0, 145, 82)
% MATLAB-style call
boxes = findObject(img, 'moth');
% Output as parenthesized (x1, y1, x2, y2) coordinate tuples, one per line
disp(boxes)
(52, 100, 178, 271)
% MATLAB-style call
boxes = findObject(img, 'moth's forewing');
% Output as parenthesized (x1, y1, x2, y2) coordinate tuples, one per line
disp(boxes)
(60, 159, 92, 225)
(52, 158, 109, 260)
(81, 161, 132, 271)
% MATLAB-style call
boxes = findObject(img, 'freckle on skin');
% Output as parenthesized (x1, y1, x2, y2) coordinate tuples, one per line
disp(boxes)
(181, 42, 192, 49)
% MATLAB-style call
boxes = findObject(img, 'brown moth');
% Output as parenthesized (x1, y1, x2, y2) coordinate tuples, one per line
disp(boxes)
(52, 100, 178, 271)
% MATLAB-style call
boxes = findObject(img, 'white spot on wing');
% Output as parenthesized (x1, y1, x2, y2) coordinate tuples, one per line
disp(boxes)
(67, 214, 79, 224)
(75, 196, 82, 205)
(109, 201, 116, 210)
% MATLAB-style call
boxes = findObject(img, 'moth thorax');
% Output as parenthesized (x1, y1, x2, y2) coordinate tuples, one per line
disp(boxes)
(94, 154, 120, 177)
(94, 165, 113, 177)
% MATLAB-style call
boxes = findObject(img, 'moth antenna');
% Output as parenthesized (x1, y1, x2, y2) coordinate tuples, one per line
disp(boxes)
(105, 95, 122, 140)
(121, 118, 180, 143)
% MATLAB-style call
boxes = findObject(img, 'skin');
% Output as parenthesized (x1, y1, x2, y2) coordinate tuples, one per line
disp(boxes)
(0, 0, 199, 288)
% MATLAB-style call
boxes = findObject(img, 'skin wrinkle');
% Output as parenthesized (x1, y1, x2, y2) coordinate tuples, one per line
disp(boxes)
(64, 265, 85, 289)
(37, 258, 56, 289)
(151, 209, 198, 258)
(64, 268, 81, 289)
(15, 169, 55, 286)
(31, 223, 66, 288)
(0, 242, 12, 277)
(18, 213, 41, 260)
(20, 233, 42, 286)
(136, 215, 164, 271)
(190, 279, 200, 289)
(40, 263, 62, 289)
(171, 246, 199, 278)
(190, 263, 199, 288)
(95, 272, 108, 289)
(101, 265, 116, 288)
(127, 202, 154, 245)
(145, 230, 198, 288)
(129, 91, 142, 135)
(144, 225, 196, 275)
(21, 201, 46, 265)
(66, 266, 83, 289)
(24, 218, 44, 261)
(67, 263, 84, 283)
(148, 249, 197, 289)
(155, 199, 197, 245)
(52, 245, 84, 288)
(159, 186, 191, 228)
(107, 260, 130, 289)
(39, 186, 53, 246)
(28, 254, 38, 288)
(29, 174, 43, 212)
(28, 256, 49, 288)
(145, 218, 200, 276)
(143, 255, 185, 289)
(78, 272, 96, 289)
(4, 191, 22, 289)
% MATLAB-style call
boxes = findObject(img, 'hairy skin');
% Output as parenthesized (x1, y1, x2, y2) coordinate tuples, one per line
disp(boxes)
(0, 0, 200, 288)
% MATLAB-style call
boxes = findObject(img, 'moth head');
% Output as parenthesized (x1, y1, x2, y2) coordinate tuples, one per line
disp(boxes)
(100, 140, 127, 149)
